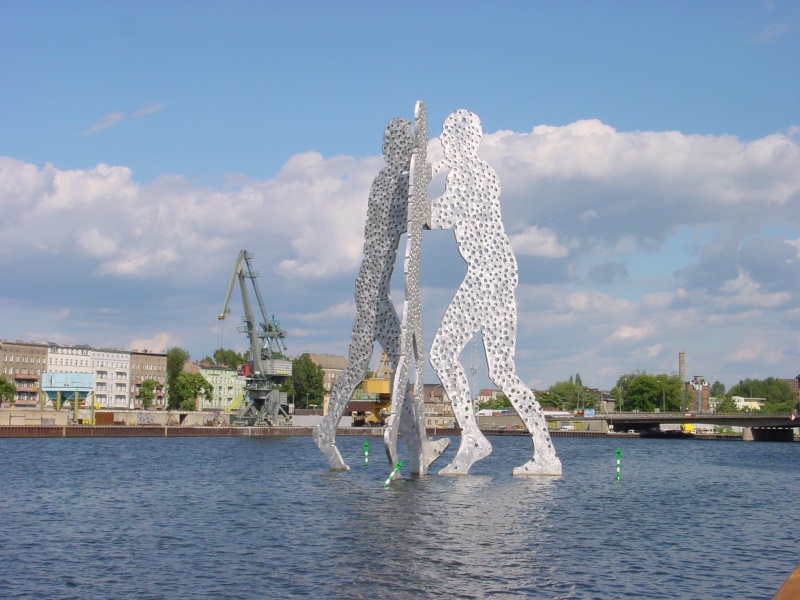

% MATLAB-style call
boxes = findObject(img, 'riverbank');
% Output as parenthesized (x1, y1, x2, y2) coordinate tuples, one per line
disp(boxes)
(0, 424, 751, 439)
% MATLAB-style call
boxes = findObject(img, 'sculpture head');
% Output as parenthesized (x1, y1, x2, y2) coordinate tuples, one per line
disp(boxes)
(382, 118, 414, 168)
(440, 110, 482, 160)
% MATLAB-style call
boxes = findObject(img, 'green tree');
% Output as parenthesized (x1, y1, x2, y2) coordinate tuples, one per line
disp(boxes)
(200, 348, 246, 370)
(284, 354, 324, 409)
(137, 379, 161, 409)
(0, 375, 16, 405)
(478, 393, 512, 410)
(714, 394, 739, 413)
(548, 375, 598, 411)
(615, 371, 682, 412)
(729, 377, 795, 412)
(173, 372, 213, 411)
(166, 347, 190, 409)
(710, 380, 726, 397)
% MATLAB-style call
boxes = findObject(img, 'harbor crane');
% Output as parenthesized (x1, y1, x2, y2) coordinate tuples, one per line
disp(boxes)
(218, 250, 293, 426)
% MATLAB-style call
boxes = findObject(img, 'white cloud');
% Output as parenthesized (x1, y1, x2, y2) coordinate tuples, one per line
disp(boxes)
(2, 119, 800, 389)
(725, 342, 785, 364)
(80, 103, 165, 136)
(609, 322, 656, 342)
(129, 333, 174, 354)
(718, 270, 791, 309)
(786, 239, 800, 259)
(510, 225, 569, 258)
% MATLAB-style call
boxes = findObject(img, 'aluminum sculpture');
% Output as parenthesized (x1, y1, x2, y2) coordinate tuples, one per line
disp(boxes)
(315, 103, 562, 477)
(383, 101, 449, 475)
(428, 109, 562, 476)
(313, 114, 443, 473)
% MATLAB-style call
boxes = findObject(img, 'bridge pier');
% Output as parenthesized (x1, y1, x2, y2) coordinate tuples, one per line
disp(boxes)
(742, 427, 795, 442)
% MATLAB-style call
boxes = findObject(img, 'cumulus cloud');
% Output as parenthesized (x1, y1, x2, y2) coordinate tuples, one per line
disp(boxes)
(609, 323, 656, 342)
(510, 225, 569, 258)
(129, 333, 174, 354)
(2, 118, 799, 388)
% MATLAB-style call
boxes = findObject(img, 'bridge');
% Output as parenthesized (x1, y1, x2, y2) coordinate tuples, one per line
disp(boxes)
(592, 412, 799, 441)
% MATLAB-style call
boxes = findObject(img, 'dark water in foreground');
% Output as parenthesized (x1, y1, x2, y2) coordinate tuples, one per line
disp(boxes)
(0, 435, 798, 599)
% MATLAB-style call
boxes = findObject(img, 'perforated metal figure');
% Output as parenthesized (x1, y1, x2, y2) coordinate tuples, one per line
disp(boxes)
(313, 118, 414, 471)
(428, 109, 563, 476)
(383, 100, 449, 476)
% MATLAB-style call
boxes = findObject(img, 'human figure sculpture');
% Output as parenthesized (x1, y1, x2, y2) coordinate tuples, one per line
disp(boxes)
(313, 115, 445, 473)
(383, 101, 449, 476)
(312, 118, 413, 471)
(427, 109, 563, 476)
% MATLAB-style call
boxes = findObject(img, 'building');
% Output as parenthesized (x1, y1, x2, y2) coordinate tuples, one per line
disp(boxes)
(779, 375, 800, 404)
(130, 349, 168, 409)
(732, 396, 767, 411)
(91, 348, 131, 408)
(685, 376, 710, 413)
(420, 383, 455, 429)
(0, 340, 48, 407)
(185, 362, 244, 411)
(307, 353, 347, 408)
(46, 343, 93, 374)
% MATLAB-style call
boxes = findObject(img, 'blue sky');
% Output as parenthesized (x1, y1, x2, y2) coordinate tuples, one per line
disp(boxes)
(1, 1, 799, 392)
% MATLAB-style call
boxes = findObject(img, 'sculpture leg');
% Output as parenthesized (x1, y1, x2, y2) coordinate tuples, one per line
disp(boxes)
(376, 303, 403, 476)
(486, 342, 562, 476)
(431, 306, 490, 475)
(382, 354, 407, 477)
(313, 317, 374, 470)
(410, 331, 449, 474)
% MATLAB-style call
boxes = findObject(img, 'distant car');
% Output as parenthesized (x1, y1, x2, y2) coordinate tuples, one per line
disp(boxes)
(560, 424, 575, 431)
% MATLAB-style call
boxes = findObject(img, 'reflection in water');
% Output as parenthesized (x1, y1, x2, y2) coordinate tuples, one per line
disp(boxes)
(0, 435, 798, 599)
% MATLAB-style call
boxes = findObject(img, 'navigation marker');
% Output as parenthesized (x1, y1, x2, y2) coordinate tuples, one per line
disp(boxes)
(383, 460, 403, 487)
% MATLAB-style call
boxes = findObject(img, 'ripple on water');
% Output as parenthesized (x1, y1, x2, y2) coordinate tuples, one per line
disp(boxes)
(0, 435, 798, 599)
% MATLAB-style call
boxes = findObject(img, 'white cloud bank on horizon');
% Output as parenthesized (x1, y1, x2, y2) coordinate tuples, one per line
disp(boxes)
(1, 119, 799, 388)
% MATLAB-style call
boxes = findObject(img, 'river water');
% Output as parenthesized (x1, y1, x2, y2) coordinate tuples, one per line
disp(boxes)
(0, 434, 797, 599)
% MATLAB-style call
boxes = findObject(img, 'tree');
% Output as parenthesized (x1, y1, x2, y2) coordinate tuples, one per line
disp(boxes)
(729, 377, 795, 412)
(284, 354, 324, 409)
(710, 381, 726, 397)
(614, 371, 682, 412)
(548, 374, 598, 411)
(478, 393, 512, 410)
(173, 372, 213, 411)
(166, 347, 190, 409)
(0, 375, 16, 405)
(137, 379, 161, 409)
(714, 394, 739, 413)
(199, 348, 246, 370)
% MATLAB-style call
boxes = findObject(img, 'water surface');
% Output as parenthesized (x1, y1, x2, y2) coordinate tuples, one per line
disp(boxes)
(0, 435, 797, 599)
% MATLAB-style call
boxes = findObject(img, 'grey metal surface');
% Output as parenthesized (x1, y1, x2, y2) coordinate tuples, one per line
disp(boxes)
(313, 118, 413, 470)
(383, 100, 449, 475)
(429, 109, 562, 476)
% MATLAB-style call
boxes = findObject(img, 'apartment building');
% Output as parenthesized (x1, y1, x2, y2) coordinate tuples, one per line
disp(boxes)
(85, 349, 130, 408)
(130, 349, 168, 409)
(307, 353, 347, 407)
(185, 362, 245, 410)
(420, 383, 456, 429)
(46, 343, 93, 374)
(0, 340, 48, 406)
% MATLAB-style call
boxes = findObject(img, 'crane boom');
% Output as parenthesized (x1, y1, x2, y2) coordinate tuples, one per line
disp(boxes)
(217, 249, 292, 426)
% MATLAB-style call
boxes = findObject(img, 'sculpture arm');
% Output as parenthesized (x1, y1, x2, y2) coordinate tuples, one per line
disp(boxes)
(426, 160, 453, 230)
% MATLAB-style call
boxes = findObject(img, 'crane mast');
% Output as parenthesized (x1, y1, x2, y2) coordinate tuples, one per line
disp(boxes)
(218, 250, 292, 426)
